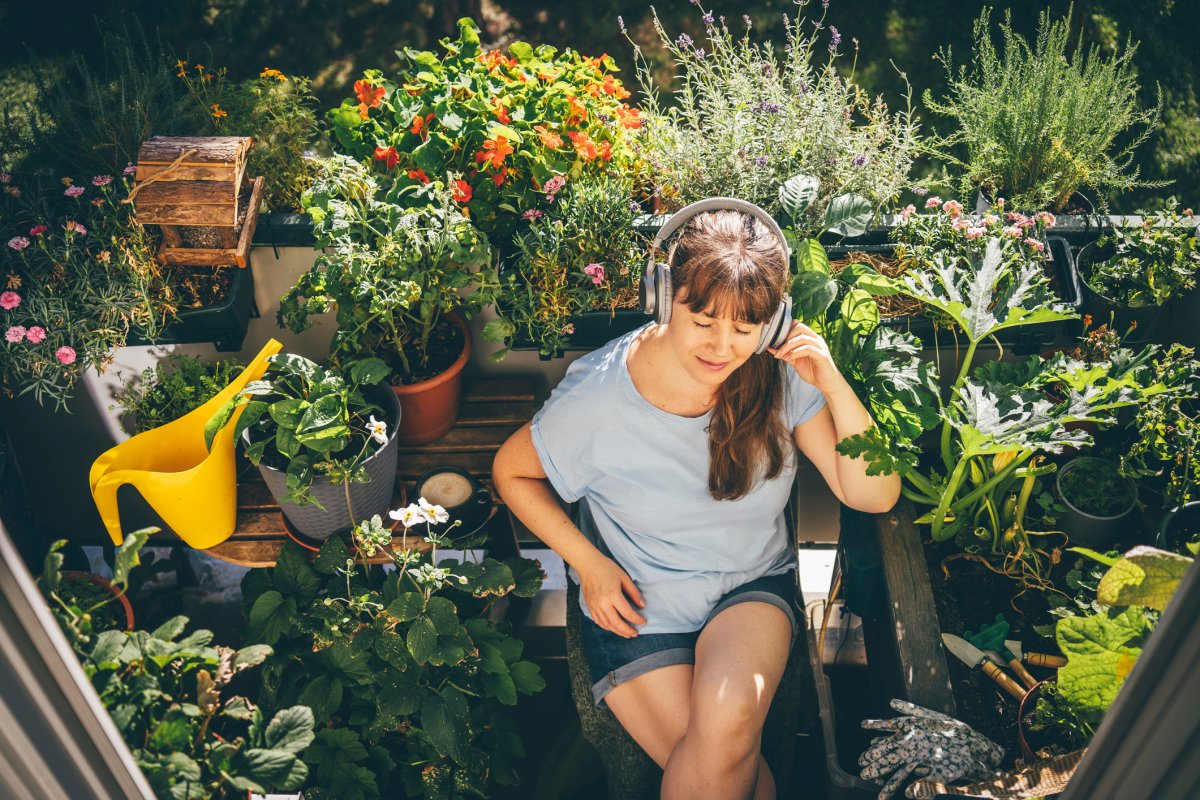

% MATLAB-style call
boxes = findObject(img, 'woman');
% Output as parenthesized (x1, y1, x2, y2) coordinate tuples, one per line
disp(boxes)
(492, 205, 899, 799)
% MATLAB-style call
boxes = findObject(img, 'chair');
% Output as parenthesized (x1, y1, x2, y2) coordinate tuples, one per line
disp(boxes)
(88, 338, 282, 548)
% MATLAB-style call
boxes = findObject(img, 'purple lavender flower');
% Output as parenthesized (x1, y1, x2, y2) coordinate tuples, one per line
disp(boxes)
(852, 154, 868, 167)
(743, 14, 753, 29)
(628, 199, 642, 214)
(677, 32, 693, 48)
(695, 48, 706, 59)
(617, 15, 626, 34)
(757, 100, 782, 114)
(829, 26, 841, 50)
(755, 155, 770, 167)
(702, 12, 714, 26)
(912, 186, 929, 197)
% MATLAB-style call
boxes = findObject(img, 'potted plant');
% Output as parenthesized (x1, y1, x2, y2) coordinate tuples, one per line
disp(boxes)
(1076, 201, 1200, 341)
(115, 353, 247, 434)
(923, 7, 1164, 213)
(1158, 502, 1200, 555)
(1056, 456, 1139, 548)
(278, 156, 495, 444)
(205, 353, 401, 541)
(240, 505, 546, 798)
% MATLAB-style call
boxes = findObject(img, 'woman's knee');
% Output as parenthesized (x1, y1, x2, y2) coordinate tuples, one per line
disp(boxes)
(685, 688, 765, 761)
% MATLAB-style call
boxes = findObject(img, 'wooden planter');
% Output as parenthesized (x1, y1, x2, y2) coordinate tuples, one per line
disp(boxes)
(133, 136, 264, 268)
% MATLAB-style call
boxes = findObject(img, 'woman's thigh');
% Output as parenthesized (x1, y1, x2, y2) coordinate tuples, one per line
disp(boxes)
(604, 663, 694, 768)
(689, 601, 793, 745)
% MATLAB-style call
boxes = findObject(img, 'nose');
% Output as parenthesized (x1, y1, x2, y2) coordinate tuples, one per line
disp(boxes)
(709, 326, 733, 357)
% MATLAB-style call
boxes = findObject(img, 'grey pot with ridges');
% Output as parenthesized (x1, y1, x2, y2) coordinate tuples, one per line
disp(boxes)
(1056, 456, 1139, 548)
(254, 382, 402, 541)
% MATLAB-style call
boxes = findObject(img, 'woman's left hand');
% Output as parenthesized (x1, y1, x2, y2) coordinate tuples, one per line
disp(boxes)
(767, 320, 845, 395)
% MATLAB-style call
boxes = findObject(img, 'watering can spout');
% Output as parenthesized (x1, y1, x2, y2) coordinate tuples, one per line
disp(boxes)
(89, 338, 282, 548)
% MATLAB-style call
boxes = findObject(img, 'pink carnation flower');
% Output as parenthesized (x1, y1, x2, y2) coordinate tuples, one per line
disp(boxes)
(583, 263, 606, 285)
(123, 164, 138, 177)
(942, 199, 964, 218)
(64, 221, 87, 236)
(521, 209, 544, 220)
(92, 175, 113, 187)
(982, 214, 999, 227)
(1035, 211, 1056, 228)
(0, 172, 10, 184)
(25, 326, 46, 343)
(7, 236, 29, 251)
(1024, 237, 1045, 252)
(5, 325, 27, 343)
(56, 346, 77, 365)
(29, 225, 47, 237)
(952, 218, 970, 231)
(0, 291, 20, 310)
(924, 196, 942, 209)
(1002, 225, 1022, 238)
(64, 186, 85, 198)
(966, 226, 987, 240)
(899, 203, 916, 221)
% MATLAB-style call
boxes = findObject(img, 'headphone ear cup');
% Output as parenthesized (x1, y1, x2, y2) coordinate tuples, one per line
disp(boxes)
(656, 263, 673, 325)
(757, 297, 793, 354)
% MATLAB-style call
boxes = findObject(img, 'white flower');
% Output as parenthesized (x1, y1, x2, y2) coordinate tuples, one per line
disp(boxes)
(417, 497, 449, 525)
(388, 504, 424, 528)
(366, 415, 388, 445)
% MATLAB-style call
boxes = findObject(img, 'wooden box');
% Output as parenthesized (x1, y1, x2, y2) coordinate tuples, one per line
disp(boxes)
(133, 136, 264, 268)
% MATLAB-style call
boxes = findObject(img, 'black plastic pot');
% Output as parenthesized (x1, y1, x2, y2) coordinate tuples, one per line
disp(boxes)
(126, 267, 256, 352)
(251, 211, 316, 247)
(1157, 501, 1200, 556)
(1076, 241, 1167, 343)
(1056, 457, 1139, 548)
(827, 236, 1082, 353)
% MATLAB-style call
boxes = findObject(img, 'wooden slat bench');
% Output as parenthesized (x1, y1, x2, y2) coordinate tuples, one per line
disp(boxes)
(206, 378, 535, 567)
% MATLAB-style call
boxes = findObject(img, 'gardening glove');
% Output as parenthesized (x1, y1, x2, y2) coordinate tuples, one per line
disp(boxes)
(858, 699, 1005, 800)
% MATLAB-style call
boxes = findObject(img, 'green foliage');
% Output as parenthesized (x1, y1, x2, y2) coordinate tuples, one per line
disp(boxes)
(204, 353, 392, 508)
(83, 620, 312, 799)
(279, 155, 496, 379)
(1083, 201, 1200, 306)
(1058, 457, 1136, 517)
(325, 17, 642, 244)
(628, 3, 918, 237)
(924, 5, 1165, 212)
(486, 176, 645, 360)
(241, 526, 546, 799)
(115, 354, 245, 435)
(1121, 346, 1200, 509)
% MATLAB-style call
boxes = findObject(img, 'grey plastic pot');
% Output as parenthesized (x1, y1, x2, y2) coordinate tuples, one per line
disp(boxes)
(1076, 241, 1167, 343)
(254, 382, 402, 541)
(1056, 457, 1139, 548)
(1157, 501, 1200, 555)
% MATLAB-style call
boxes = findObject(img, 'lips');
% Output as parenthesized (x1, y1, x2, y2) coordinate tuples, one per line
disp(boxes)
(697, 357, 729, 371)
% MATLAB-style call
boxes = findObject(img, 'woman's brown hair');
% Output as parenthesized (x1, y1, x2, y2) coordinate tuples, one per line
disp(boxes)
(666, 210, 791, 500)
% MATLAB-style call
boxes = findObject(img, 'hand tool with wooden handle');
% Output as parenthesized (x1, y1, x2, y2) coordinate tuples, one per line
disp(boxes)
(942, 633, 1027, 701)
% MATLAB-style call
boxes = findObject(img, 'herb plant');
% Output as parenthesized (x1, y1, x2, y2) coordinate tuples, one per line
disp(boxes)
(923, 6, 1164, 212)
(628, 3, 918, 237)
(204, 354, 392, 508)
(1121, 345, 1200, 510)
(241, 508, 546, 799)
(1083, 201, 1200, 307)
(116, 354, 246, 435)
(279, 155, 497, 382)
(1058, 458, 1136, 517)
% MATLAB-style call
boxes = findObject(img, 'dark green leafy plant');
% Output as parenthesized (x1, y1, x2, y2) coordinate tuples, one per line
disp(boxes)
(484, 176, 645, 360)
(1059, 458, 1136, 517)
(204, 353, 392, 508)
(1121, 345, 1200, 509)
(115, 354, 245, 435)
(241, 514, 546, 799)
(924, 5, 1164, 212)
(1083, 201, 1200, 307)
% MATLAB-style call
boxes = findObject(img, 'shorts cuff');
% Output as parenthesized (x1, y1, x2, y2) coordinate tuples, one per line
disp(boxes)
(591, 647, 695, 707)
(709, 591, 799, 637)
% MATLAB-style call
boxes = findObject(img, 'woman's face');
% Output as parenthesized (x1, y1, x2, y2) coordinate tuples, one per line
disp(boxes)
(665, 293, 764, 389)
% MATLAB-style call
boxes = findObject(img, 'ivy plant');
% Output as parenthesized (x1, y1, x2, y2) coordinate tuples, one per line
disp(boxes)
(241, 518, 546, 799)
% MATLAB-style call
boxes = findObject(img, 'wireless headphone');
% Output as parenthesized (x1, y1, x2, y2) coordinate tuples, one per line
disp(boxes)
(640, 197, 793, 355)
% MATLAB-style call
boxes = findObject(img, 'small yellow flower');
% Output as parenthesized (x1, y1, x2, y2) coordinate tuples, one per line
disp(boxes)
(61, 177, 73, 186)
(96, 251, 111, 264)
(4, 273, 21, 290)
(210, 104, 228, 119)
(260, 67, 287, 82)
(195, 64, 205, 71)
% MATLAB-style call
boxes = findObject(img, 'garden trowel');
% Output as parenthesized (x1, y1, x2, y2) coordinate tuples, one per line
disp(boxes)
(1003, 639, 1068, 670)
(941, 633, 1027, 701)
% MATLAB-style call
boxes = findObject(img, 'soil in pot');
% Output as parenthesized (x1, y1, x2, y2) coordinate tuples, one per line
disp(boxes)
(388, 315, 465, 386)
(1056, 457, 1138, 547)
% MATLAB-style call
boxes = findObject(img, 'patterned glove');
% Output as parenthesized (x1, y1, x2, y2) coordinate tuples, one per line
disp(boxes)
(858, 699, 1005, 800)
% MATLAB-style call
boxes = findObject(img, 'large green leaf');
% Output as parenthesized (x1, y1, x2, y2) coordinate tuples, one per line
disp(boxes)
(425, 596, 461, 636)
(112, 527, 151, 587)
(264, 706, 315, 754)
(306, 728, 367, 786)
(421, 687, 470, 762)
(376, 670, 421, 716)
(274, 541, 320, 605)
(824, 194, 873, 238)
(348, 358, 390, 388)
(510, 660, 545, 695)
(839, 289, 879, 335)
(386, 592, 425, 623)
(1097, 546, 1193, 611)
(794, 238, 831, 276)
(297, 394, 346, 435)
(298, 674, 344, 724)
(240, 748, 301, 786)
(778, 173, 820, 220)
(247, 591, 297, 646)
(406, 616, 438, 665)
(792, 270, 839, 323)
(839, 261, 903, 296)
(1056, 606, 1148, 727)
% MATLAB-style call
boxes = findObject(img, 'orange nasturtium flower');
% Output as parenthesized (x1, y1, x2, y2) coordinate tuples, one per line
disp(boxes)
(492, 166, 510, 187)
(567, 131, 611, 162)
(452, 179, 473, 204)
(373, 145, 400, 170)
(491, 98, 511, 125)
(210, 104, 228, 119)
(480, 50, 517, 72)
(355, 80, 386, 120)
(475, 135, 514, 169)
(410, 112, 436, 137)
(600, 74, 631, 100)
(534, 125, 563, 149)
(407, 169, 430, 184)
(566, 95, 588, 125)
(615, 104, 642, 130)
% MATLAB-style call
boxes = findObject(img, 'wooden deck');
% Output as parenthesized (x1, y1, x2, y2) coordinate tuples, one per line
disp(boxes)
(206, 378, 535, 567)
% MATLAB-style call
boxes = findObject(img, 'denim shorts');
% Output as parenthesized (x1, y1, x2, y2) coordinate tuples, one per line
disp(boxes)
(578, 570, 800, 707)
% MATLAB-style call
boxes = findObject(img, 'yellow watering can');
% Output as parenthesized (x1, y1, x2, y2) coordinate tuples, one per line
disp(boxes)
(89, 338, 282, 548)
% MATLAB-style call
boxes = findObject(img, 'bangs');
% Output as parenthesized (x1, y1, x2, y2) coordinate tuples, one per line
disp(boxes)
(677, 252, 779, 324)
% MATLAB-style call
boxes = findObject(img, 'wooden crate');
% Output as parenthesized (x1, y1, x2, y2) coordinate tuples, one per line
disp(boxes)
(132, 136, 263, 268)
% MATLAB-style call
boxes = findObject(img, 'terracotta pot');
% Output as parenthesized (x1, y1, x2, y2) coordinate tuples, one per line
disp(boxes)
(392, 313, 472, 446)
(60, 571, 135, 631)
(1018, 677, 1055, 761)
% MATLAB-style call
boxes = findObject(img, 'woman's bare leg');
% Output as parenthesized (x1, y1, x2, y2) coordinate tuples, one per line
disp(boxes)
(603, 663, 694, 768)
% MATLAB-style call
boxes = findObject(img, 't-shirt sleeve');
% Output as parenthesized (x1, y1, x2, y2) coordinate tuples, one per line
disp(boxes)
(785, 366, 828, 429)
(529, 361, 595, 504)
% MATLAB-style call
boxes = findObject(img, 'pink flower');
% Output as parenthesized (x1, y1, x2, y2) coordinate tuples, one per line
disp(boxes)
(521, 209, 544, 220)
(563, 323, 576, 335)
(7, 236, 29, 251)
(942, 199, 963, 218)
(64, 221, 87, 236)
(952, 218, 970, 231)
(5, 326, 27, 343)
(583, 263, 606, 285)
(1002, 225, 1022, 238)
(543, 175, 566, 201)
(966, 226, 987, 240)
(995, 197, 1006, 208)
(29, 225, 47, 237)
(25, 326, 46, 343)
(55, 346, 77, 365)
(924, 196, 942, 209)
(982, 214, 999, 227)
(1035, 211, 1056, 228)
(0, 172, 10, 184)
(899, 203, 916, 221)
(0, 291, 20, 310)
(123, 164, 138, 177)
(64, 186, 85, 198)
(1024, 237, 1045, 252)
(92, 175, 113, 186)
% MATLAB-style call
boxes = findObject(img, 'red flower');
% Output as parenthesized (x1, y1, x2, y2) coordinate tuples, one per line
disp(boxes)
(475, 135, 514, 169)
(373, 146, 400, 170)
(601, 74, 630, 100)
(534, 125, 563, 149)
(491, 98, 511, 125)
(409, 112, 436, 137)
(492, 167, 509, 187)
(452, 179, 473, 204)
(355, 80, 385, 120)
(567, 131, 611, 162)
(480, 50, 517, 72)
(407, 169, 430, 184)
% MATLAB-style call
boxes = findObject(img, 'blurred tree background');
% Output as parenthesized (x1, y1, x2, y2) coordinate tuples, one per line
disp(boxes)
(1, 0, 1195, 210)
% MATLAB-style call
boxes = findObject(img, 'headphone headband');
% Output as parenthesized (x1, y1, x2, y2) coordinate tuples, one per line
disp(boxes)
(646, 197, 792, 282)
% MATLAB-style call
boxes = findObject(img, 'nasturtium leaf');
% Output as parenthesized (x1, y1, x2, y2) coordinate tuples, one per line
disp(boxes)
(1097, 546, 1192, 611)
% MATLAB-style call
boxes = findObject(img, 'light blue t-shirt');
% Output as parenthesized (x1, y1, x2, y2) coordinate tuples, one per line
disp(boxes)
(530, 323, 827, 634)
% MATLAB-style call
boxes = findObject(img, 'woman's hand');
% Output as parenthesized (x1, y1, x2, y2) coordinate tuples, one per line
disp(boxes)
(768, 320, 846, 395)
(577, 553, 646, 638)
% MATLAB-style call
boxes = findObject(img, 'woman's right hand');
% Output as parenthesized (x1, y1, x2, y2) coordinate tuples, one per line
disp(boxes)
(577, 553, 646, 638)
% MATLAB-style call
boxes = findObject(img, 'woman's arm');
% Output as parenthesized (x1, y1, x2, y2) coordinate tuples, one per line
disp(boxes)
(493, 423, 646, 636)
(769, 321, 901, 514)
